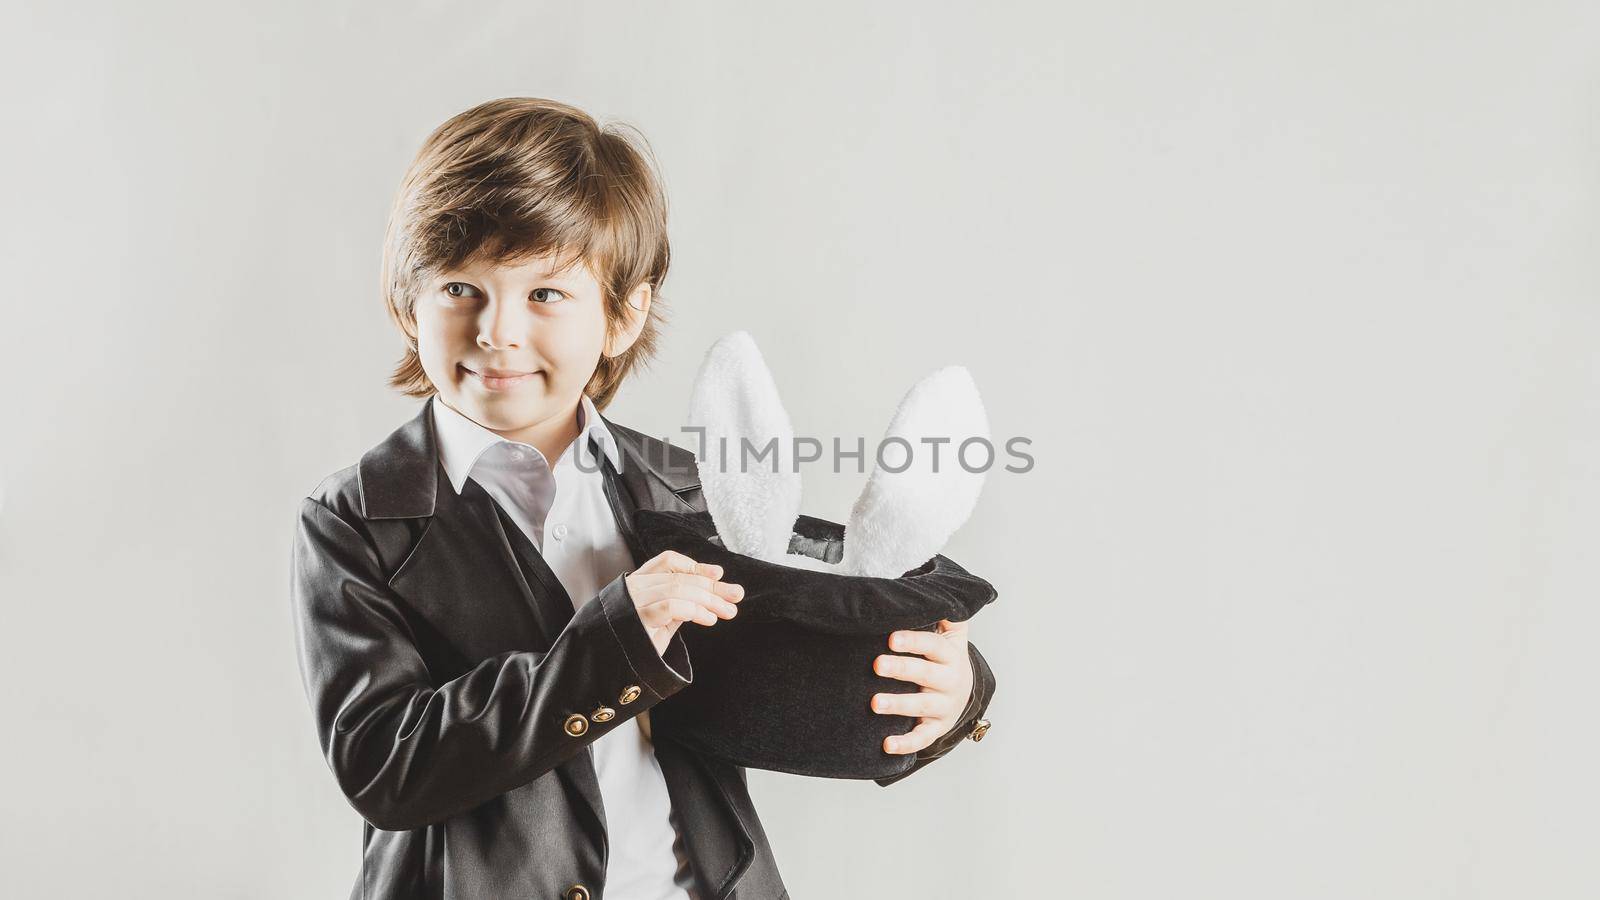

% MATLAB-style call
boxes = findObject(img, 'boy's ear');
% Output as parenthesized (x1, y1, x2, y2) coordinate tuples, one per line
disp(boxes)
(604, 282, 653, 359)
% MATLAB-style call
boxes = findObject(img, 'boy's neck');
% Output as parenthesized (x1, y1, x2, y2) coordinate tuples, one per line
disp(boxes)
(457, 396, 584, 470)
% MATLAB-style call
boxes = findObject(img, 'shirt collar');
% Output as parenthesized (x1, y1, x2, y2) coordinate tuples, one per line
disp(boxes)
(430, 393, 622, 495)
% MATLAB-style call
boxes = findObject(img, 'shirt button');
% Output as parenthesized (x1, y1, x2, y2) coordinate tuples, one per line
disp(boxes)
(552, 523, 568, 541)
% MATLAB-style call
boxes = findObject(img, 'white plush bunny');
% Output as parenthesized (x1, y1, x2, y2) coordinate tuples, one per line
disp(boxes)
(687, 331, 989, 578)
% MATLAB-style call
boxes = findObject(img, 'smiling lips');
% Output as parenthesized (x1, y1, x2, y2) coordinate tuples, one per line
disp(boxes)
(462, 364, 540, 391)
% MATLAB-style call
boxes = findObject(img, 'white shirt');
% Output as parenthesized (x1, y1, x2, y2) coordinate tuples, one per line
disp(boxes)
(431, 393, 698, 900)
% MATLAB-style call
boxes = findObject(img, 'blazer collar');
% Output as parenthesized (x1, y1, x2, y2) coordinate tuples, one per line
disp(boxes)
(358, 395, 701, 521)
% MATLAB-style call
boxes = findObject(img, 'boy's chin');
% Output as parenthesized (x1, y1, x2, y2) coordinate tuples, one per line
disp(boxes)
(448, 388, 563, 428)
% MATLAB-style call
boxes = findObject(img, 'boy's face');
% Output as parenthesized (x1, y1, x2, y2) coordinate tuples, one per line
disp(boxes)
(414, 252, 648, 437)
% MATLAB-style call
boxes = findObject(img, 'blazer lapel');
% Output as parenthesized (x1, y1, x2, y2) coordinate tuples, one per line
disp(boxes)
(600, 413, 704, 514)
(369, 400, 567, 657)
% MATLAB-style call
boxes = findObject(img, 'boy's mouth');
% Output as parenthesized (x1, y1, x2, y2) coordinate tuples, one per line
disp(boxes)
(461, 364, 541, 391)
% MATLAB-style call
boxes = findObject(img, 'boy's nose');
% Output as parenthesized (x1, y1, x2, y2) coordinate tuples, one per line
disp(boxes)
(478, 299, 529, 349)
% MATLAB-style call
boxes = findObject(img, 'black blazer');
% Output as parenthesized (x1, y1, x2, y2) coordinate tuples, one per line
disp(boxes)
(290, 398, 997, 900)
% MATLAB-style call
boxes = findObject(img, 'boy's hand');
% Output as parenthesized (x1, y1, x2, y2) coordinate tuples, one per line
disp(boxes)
(626, 551, 744, 656)
(871, 618, 975, 754)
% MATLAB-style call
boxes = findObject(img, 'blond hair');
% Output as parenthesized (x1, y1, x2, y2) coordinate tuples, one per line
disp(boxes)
(380, 97, 672, 410)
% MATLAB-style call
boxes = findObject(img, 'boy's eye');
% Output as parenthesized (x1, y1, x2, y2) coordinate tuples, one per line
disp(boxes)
(439, 282, 565, 303)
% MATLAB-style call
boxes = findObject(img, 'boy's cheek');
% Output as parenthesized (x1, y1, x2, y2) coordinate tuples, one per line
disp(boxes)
(414, 327, 464, 385)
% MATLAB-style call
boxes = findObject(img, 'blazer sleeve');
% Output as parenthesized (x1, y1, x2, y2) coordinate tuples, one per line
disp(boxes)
(290, 496, 692, 831)
(872, 640, 996, 787)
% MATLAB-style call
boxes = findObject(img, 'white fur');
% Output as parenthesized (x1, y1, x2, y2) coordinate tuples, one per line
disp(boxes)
(838, 366, 988, 578)
(687, 332, 989, 579)
(688, 332, 802, 562)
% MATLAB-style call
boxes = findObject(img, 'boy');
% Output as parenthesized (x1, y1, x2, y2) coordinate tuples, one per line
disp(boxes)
(290, 97, 997, 900)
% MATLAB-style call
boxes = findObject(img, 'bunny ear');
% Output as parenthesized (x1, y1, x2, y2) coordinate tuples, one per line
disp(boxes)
(687, 331, 802, 562)
(838, 366, 989, 578)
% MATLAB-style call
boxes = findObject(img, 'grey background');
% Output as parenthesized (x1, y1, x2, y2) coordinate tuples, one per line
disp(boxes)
(2, 1, 1597, 897)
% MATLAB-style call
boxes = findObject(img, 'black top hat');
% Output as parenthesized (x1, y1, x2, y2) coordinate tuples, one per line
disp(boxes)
(633, 507, 998, 780)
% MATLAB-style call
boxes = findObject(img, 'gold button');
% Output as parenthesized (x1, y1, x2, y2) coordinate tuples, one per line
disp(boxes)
(565, 884, 590, 900)
(969, 718, 991, 742)
(619, 684, 642, 705)
(563, 713, 589, 737)
(590, 706, 616, 723)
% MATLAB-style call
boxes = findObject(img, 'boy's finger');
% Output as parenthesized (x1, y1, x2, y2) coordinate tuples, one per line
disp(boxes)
(871, 691, 938, 718)
(872, 654, 954, 692)
(641, 597, 723, 627)
(887, 629, 955, 664)
(639, 572, 743, 601)
(883, 720, 945, 755)
(632, 572, 714, 594)
(645, 586, 739, 619)
(659, 550, 702, 572)
(639, 550, 697, 574)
